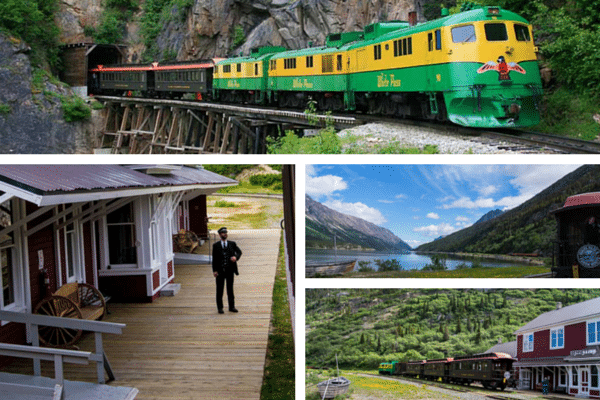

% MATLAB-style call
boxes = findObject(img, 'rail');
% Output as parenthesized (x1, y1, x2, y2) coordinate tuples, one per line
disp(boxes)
(0, 310, 125, 384)
(0, 342, 92, 399)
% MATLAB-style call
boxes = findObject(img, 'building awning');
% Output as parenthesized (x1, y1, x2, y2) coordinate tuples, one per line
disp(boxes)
(515, 358, 600, 368)
(0, 165, 237, 206)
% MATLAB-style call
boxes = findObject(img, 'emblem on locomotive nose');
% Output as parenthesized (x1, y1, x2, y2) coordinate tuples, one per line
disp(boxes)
(477, 56, 526, 80)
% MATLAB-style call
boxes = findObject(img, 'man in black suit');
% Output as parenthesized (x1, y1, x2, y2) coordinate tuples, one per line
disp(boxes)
(212, 227, 242, 314)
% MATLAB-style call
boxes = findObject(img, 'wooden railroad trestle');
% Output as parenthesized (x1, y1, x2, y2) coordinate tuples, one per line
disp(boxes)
(99, 102, 277, 154)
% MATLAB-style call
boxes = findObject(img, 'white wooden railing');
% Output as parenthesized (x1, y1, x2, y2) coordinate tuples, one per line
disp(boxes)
(0, 310, 125, 384)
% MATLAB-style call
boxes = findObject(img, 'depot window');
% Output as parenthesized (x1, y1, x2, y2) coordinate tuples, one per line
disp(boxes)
(484, 23, 508, 41)
(550, 327, 564, 349)
(452, 25, 476, 43)
(514, 24, 531, 41)
(588, 318, 600, 345)
(523, 332, 534, 352)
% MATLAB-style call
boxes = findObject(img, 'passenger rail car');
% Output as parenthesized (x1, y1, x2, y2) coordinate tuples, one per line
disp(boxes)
(90, 59, 216, 99)
(552, 192, 600, 278)
(87, 6, 542, 129)
(379, 352, 514, 391)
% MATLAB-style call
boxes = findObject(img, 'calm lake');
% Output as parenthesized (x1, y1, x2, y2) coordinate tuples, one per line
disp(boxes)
(305, 249, 524, 271)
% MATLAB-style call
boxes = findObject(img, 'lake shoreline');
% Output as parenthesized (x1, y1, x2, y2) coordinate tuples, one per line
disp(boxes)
(415, 251, 546, 266)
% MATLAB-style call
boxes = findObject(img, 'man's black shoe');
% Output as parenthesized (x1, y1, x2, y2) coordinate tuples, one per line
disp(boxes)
(218, 309, 224, 314)
(229, 308, 238, 313)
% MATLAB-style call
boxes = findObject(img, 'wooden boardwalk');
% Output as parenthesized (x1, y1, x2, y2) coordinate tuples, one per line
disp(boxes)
(4, 229, 282, 400)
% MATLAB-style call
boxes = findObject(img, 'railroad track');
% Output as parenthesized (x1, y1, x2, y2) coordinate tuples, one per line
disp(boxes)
(95, 96, 598, 153)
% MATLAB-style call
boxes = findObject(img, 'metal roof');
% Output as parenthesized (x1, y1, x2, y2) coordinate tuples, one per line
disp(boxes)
(0, 165, 237, 206)
(484, 341, 517, 358)
(514, 297, 600, 334)
(552, 192, 600, 214)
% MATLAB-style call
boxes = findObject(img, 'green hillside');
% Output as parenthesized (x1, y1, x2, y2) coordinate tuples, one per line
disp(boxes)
(306, 289, 600, 370)
(417, 165, 600, 255)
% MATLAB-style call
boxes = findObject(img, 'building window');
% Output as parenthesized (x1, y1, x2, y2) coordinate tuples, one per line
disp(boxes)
(107, 203, 137, 265)
(593, 366, 599, 389)
(573, 367, 578, 386)
(588, 319, 600, 345)
(0, 199, 15, 309)
(550, 327, 564, 349)
(64, 215, 77, 282)
(523, 332, 534, 352)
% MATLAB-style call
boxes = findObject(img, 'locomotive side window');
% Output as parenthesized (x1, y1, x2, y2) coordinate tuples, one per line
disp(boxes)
(514, 24, 531, 41)
(337, 54, 342, 71)
(428, 32, 433, 51)
(374, 44, 382, 60)
(236, 63, 241, 73)
(435, 29, 442, 50)
(322, 55, 333, 73)
(255, 63, 259, 76)
(306, 55, 313, 68)
(452, 25, 476, 43)
(223, 65, 231, 73)
(484, 23, 508, 41)
(269, 60, 276, 71)
(394, 37, 413, 57)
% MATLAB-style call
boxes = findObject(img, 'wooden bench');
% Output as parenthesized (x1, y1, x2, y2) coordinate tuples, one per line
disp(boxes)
(33, 282, 107, 347)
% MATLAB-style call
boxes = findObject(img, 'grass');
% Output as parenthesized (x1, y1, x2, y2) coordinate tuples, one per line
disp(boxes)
(260, 234, 294, 400)
(345, 264, 551, 278)
(0, 103, 11, 115)
(217, 181, 283, 195)
(306, 370, 454, 399)
(213, 200, 236, 208)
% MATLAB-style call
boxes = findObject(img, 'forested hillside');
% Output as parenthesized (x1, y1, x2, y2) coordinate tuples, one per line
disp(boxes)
(306, 289, 600, 369)
(417, 165, 600, 255)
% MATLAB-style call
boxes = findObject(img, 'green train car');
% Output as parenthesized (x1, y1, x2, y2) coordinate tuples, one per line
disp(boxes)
(378, 360, 404, 375)
(213, 46, 285, 105)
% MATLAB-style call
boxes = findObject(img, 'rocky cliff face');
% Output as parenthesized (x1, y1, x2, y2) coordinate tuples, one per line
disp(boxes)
(0, 33, 93, 153)
(55, 0, 419, 61)
(306, 195, 412, 252)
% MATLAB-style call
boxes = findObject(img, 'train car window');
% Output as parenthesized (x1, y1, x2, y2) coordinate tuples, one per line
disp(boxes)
(236, 63, 241, 73)
(408, 37, 412, 54)
(484, 23, 508, 41)
(254, 63, 259, 76)
(451, 25, 476, 43)
(337, 54, 342, 71)
(322, 55, 333, 73)
(269, 60, 276, 71)
(306, 55, 313, 68)
(514, 24, 531, 41)
(428, 32, 434, 51)
(223, 65, 231, 73)
(374, 44, 382, 60)
(435, 29, 442, 50)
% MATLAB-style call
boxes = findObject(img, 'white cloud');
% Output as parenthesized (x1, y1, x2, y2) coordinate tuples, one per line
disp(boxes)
(477, 185, 498, 196)
(455, 216, 469, 222)
(323, 200, 387, 225)
(306, 174, 348, 197)
(427, 212, 440, 219)
(413, 223, 457, 237)
(413, 216, 420, 220)
(395, 194, 407, 200)
(378, 200, 394, 204)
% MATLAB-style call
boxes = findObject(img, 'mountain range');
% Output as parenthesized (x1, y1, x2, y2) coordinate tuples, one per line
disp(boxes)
(417, 165, 600, 255)
(306, 195, 412, 252)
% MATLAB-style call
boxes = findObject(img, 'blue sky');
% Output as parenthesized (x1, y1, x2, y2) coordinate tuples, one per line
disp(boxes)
(306, 164, 581, 248)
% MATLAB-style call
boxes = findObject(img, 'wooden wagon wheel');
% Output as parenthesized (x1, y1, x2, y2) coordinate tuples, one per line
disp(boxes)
(33, 296, 83, 347)
(78, 283, 107, 320)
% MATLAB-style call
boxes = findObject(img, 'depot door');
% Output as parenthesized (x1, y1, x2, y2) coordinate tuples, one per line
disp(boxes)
(581, 367, 590, 396)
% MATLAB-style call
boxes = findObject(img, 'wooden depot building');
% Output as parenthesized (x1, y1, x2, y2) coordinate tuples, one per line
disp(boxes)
(0, 165, 236, 346)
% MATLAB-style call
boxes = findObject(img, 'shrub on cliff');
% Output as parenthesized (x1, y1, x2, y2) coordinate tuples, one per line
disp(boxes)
(61, 96, 91, 122)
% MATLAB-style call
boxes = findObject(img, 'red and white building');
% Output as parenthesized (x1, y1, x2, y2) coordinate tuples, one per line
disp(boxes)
(514, 296, 600, 397)
(0, 165, 236, 345)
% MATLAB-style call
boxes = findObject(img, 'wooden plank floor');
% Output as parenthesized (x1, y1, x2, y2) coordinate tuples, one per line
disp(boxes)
(4, 229, 281, 400)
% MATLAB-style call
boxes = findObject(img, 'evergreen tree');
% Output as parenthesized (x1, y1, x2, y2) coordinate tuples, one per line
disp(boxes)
(456, 318, 462, 334)
(467, 316, 472, 332)
(443, 325, 450, 341)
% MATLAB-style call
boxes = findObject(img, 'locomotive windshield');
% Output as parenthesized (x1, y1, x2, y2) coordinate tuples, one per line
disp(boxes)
(452, 25, 476, 43)
(514, 24, 531, 41)
(484, 23, 508, 41)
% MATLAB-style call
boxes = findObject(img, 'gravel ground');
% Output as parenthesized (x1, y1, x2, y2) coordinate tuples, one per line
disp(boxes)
(338, 122, 532, 154)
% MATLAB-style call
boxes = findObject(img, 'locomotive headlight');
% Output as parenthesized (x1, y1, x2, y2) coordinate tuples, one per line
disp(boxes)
(509, 103, 521, 115)
(487, 7, 501, 16)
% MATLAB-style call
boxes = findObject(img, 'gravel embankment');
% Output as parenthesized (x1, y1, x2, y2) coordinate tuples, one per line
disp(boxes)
(338, 122, 535, 154)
